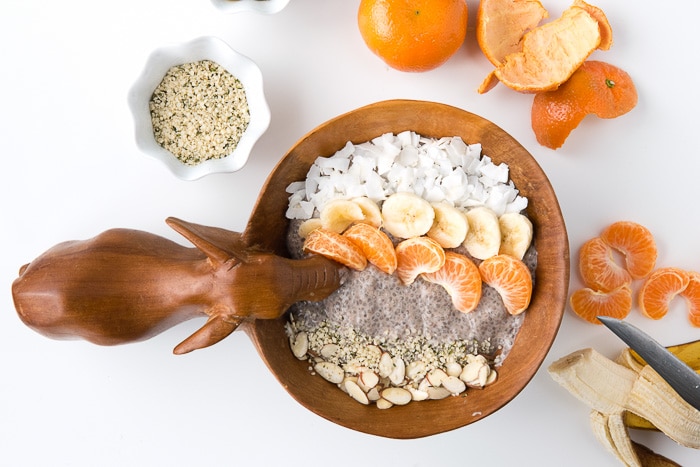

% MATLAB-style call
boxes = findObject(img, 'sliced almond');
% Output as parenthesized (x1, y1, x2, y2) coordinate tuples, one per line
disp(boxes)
(381, 387, 412, 406)
(345, 379, 370, 405)
(314, 361, 344, 384)
(442, 375, 467, 395)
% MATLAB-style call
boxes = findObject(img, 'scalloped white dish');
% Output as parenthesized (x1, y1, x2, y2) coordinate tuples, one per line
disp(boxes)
(210, 0, 290, 14)
(128, 36, 270, 180)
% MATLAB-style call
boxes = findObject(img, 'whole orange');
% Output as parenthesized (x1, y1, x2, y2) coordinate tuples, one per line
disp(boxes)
(358, 0, 468, 72)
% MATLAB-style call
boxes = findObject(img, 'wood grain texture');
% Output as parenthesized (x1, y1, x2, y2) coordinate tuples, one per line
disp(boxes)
(244, 100, 570, 438)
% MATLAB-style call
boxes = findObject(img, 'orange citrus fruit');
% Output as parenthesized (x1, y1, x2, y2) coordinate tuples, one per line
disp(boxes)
(357, 0, 468, 72)
(422, 252, 482, 313)
(476, 0, 549, 67)
(478, 254, 532, 315)
(638, 267, 690, 320)
(569, 285, 632, 324)
(600, 221, 657, 280)
(395, 236, 446, 285)
(343, 223, 398, 274)
(680, 271, 700, 327)
(578, 236, 631, 292)
(303, 228, 368, 271)
(531, 60, 638, 149)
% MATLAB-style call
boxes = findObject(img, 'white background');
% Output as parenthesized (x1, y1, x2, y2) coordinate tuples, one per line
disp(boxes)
(1, 1, 699, 465)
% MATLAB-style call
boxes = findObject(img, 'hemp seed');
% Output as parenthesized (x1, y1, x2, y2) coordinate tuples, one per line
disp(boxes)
(149, 60, 250, 166)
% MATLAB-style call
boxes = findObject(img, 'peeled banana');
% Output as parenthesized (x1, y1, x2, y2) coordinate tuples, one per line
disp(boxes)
(427, 202, 469, 248)
(381, 192, 435, 239)
(549, 346, 700, 467)
(498, 212, 533, 260)
(320, 199, 364, 233)
(464, 206, 501, 260)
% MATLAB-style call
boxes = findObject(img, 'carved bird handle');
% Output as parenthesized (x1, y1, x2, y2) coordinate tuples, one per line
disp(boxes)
(12, 217, 345, 354)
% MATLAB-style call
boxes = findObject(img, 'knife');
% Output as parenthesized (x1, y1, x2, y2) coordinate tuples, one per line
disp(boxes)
(597, 316, 700, 411)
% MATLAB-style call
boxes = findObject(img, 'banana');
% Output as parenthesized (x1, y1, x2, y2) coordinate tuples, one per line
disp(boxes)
(549, 347, 700, 466)
(297, 217, 323, 238)
(427, 202, 469, 248)
(463, 206, 501, 260)
(320, 199, 365, 233)
(381, 192, 435, 239)
(498, 212, 533, 260)
(351, 196, 383, 228)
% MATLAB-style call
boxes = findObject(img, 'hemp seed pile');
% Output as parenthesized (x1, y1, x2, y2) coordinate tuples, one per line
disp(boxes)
(149, 60, 250, 165)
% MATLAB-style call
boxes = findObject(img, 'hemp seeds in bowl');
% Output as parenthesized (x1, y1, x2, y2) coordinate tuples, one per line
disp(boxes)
(128, 36, 270, 180)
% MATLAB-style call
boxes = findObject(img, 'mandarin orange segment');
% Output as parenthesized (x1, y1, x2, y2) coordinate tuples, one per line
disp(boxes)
(343, 223, 398, 275)
(491, 6, 601, 93)
(476, 0, 549, 67)
(303, 228, 368, 271)
(357, 0, 468, 72)
(531, 60, 638, 149)
(395, 236, 446, 285)
(578, 236, 631, 292)
(680, 271, 700, 327)
(638, 267, 690, 320)
(478, 254, 532, 315)
(601, 221, 657, 280)
(569, 285, 632, 324)
(422, 252, 482, 313)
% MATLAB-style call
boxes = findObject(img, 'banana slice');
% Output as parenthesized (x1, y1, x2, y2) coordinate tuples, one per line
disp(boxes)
(298, 217, 323, 238)
(320, 199, 365, 233)
(464, 206, 501, 260)
(499, 212, 533, 260)
(351, 196, 383, 228)
(381, 192, 435, 239)
(427, 202, 469, 248)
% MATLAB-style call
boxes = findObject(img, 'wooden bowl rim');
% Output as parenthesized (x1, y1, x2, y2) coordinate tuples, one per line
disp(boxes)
(242, 99, 569, 439)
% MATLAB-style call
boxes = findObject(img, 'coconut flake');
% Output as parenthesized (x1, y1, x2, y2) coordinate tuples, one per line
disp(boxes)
(285, 132, 527, 220)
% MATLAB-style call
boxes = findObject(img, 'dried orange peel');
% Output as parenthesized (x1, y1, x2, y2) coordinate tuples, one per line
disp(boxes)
(477, 0, 612, 94)
(476, 0, 549, 67)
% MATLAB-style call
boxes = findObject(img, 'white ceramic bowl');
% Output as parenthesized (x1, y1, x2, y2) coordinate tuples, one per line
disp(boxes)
(210, 0, 290, 14)
(128, 36, 270, 180)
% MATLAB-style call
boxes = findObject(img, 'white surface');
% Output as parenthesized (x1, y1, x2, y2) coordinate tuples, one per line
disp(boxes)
(1, 1, 698, 465)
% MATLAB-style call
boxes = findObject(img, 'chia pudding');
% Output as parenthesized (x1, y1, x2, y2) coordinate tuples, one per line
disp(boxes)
(283, 131, 536, 405)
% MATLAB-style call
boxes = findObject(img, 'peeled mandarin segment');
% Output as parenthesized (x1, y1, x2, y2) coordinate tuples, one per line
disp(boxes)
(303, 228, 368, 271)
(638, 267, 690, 320)
(476, 0, 549, 66)
(680, 271, 700, 327)
(422, 252, 482, 313)
(478, 254, 532, 315)
(569, 285, 632, 324)
(494, 6, 601, 93)
(343, 223, 398, 274)
(600, 221, 657, 280)
(573, 0, 613, 50)
(578, 237, 632, 293)
(395, 236, 446, 285)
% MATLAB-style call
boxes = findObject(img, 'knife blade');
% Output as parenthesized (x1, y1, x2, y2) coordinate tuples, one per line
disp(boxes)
(597, 316, 700, 411)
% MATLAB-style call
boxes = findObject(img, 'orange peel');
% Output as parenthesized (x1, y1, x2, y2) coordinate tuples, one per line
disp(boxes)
(476, 0, 549, 67)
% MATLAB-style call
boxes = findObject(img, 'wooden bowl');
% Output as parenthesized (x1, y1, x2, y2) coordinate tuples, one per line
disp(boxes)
(240, 99, 570, 439)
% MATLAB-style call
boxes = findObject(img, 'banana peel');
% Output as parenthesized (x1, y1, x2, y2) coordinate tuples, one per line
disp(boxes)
(549, 340, 700, 467)
(622, 339, 700, 431)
